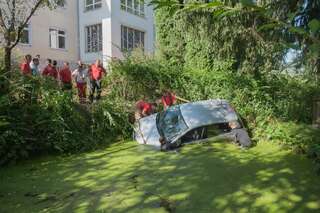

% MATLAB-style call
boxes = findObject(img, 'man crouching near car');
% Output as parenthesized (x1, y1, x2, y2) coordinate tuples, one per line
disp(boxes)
(134, 99, 156, 121)
(229, 121, 252, 148)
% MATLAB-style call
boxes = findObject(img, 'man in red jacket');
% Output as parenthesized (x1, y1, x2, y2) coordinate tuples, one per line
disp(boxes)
(88, 59, 106, 103)
(59, 62, 72, 90)
(161, 90, 177, 110)
(20, 55, 32, 75)
(42, 59, 58, 79)
(135, 99, 155, 121)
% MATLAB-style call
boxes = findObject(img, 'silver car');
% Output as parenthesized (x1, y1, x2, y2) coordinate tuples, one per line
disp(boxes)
(134, 99, 250, 150)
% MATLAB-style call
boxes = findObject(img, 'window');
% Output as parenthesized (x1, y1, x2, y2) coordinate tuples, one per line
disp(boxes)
(57, 1, 65, 8)
(121, 0, 145, 17)
(20, 24, 30, 45)
(85, 24, 102, 53)
(85, 0, 102, 11)
(157, 106, 188, 142)
(121, 26, 145, 51)
(49, 28, 66, 49)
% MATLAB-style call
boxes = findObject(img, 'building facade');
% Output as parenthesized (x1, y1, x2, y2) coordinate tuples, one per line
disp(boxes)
(17, 0, 79, 67)
(16, 0, 155, 66)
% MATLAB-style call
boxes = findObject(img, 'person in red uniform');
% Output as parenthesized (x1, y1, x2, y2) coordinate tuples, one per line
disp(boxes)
(20, 55, 32, 75)
(161, 90, 177, 110)
(42, 59, 58, 79)
(88, 59, 107, 103)
(135, 99, 155, 120)
(59, 62, 72, 90)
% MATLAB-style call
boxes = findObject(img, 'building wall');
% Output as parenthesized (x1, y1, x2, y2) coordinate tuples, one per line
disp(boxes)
(17, 0, 79, 68)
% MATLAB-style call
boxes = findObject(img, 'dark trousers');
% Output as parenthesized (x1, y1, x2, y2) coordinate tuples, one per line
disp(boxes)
(89, 79, 102, 103)
(62, 82, 72, 91)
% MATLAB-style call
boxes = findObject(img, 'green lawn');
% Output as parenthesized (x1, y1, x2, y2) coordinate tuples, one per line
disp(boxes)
(0, 141, 319, 213)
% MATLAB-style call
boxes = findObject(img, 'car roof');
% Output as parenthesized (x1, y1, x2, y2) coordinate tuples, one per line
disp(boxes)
(179, 99, 238, 129)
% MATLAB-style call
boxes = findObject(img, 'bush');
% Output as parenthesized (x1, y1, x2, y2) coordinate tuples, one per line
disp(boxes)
(0, 71, 108, 165)
(254, 118, 320, 173)
(107, 54, 319, 125)
(91, 98, 133, 140)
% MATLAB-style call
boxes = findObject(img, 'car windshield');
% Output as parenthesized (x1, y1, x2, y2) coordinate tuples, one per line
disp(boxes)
(157, 106, 188, 142)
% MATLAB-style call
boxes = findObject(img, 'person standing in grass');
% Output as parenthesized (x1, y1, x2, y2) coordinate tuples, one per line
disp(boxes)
(20, 54, 32, 75)
(88, 59, 107, 103)
(72, 61, 88, 104)
(42, 59, 58, 79)
(59, 62, 72, 91)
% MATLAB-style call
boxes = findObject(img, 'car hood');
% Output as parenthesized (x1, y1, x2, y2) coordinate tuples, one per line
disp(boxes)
(134, 113, 161, 148)
(180, 100, 238, 129)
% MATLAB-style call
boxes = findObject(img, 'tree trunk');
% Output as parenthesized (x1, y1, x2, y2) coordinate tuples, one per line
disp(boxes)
(4, 47, 12, 75)
(0, 47, 12, 93)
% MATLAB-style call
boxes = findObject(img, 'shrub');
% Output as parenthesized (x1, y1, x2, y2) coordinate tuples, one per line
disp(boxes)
(91, 98, 133, 140)
(0, 71, 105, 165)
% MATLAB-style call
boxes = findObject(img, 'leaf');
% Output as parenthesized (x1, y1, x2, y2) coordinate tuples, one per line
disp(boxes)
(240, 0, 255, 7)
(258, 22, 283, 32)
(309, 43, 320, 57)
(308, 19, 320, 33)
(289, 27, 308, 36)
(310, 43, 320, 53)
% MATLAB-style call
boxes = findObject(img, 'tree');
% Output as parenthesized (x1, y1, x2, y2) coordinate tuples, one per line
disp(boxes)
(0, 0, 64, 74)
(154, 0, 285, 74)
(151, 0, 320, 75)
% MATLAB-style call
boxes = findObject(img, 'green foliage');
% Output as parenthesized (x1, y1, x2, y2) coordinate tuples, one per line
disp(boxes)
(254, 119, 320, 151)
(0, 70, 112, 166)
(155, 5, 283, 74)
(106, 53, 181, 102)
(91, 99, 133, 140)
(106, 52, 320, 170)
(254, 118, 320, 173)
(1, 141, 320, 212)
(152, 0, 320, 74)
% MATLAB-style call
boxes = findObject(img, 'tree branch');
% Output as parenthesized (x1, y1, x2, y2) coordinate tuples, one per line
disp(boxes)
(0, 8, 8, 34)
(9, 0, 45, 50)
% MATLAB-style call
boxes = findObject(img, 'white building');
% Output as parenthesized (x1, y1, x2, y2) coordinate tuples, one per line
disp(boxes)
(79, 0, 155, 64)
(15, 0, 155, 66)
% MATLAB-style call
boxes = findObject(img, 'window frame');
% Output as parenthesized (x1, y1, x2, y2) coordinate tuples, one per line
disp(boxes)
(121, 25, 145, 52)
(57, 0, 66, 8)
(20, 24, 31, 45)
(85, 23, 103, 53)
(49, 27, 66, 50)
(120, 0, 145, 17)
(85, 0, 102, 11)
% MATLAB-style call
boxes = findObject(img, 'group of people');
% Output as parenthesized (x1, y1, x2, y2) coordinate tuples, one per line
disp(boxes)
(134, 90, 187, 121)
(20, 54, 107, 104)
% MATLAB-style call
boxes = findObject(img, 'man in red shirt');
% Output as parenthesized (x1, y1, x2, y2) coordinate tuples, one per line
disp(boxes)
(161, 90, 177, 110)
(42, 59, 58, 79)
(135, 100, 155, 120)
(59, 62, 72, 90)
(88, 59, 107, 103)
(20, 55, 32, 75)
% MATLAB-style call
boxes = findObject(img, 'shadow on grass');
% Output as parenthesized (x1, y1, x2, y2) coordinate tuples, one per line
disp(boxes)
(0, 141, 319, 213)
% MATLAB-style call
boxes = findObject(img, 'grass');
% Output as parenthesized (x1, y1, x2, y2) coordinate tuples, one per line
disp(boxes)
(0, 141, 320, 213)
